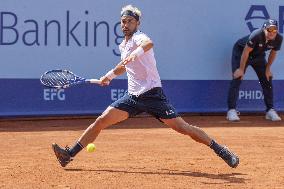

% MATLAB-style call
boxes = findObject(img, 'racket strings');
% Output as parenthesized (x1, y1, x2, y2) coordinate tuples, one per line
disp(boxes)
(42, 71, 75, 87)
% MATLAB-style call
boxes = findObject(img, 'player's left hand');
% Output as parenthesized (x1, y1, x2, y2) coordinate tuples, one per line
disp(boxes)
(265, 69, 273, 81)
(122, 54, 137, 66)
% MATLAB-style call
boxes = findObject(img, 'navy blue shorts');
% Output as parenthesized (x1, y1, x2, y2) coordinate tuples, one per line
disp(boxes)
(110, 87, 179, 119)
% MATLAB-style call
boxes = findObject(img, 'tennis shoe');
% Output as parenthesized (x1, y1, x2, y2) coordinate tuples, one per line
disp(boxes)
(218, 146, 239, 168)
(227, 109, 240, 122)
(52, 143, 72, 167)
(265, 109, 281, 121)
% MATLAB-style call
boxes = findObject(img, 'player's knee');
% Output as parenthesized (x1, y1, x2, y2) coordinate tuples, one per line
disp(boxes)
(92, 116, 109, 130)
(184, 123, 196, 132)
(173, 123, 189, 135)
(181, 123, 200, 136)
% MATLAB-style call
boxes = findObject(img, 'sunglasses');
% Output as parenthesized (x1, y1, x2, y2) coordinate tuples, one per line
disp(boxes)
(266, 26, 278, 33)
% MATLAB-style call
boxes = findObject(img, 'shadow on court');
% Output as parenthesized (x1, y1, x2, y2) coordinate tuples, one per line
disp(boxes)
(65, 167, 248, 184)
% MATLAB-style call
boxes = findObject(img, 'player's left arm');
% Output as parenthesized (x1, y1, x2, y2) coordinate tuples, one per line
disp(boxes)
(265, 50, 277, 80)
(104, 39, 153, 79)
(100, 38, 153, 86)
(122, 39, 154, 66)
(140, 39, 154, 52)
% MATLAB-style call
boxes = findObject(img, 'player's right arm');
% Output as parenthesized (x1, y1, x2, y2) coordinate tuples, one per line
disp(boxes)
(99, 60, 126, 86)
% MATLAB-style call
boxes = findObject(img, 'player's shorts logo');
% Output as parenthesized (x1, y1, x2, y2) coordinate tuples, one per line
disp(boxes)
(165, 109, 175, 116)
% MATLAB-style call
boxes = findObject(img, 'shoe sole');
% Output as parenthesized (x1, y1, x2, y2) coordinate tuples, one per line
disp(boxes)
(265, 116, 281, 121)
(230, 155, 239, 168)
(226, 117, 240, 122)
(52, 143, 68, 167)
(219, 146, 240, 168)
(52, 143, 60, 159)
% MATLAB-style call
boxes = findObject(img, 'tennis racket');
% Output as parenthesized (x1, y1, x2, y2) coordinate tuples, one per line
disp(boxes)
(40, 69, 101, 89)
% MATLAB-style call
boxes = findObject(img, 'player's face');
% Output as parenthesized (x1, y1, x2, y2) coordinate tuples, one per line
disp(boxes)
(121, 16, 139, 37)
(265, 26, 278, 40)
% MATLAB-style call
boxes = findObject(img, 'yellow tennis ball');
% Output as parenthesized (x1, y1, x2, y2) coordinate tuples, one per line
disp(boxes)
(86, 143, 96, 153)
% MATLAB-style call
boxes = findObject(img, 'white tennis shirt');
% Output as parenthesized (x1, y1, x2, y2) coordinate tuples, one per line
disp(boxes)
(119, 30, 162, 96)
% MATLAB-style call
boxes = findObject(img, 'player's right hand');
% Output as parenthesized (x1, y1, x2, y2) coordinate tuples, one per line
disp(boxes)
(99, 76, 111, 86)
(233, 68, 244, 79)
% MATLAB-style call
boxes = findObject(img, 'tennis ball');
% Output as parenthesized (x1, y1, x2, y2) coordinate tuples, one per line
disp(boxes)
(86, 143, 96, 153)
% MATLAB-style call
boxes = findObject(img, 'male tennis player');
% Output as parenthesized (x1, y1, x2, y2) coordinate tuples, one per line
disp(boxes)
(227, 19, 283, 121)
(52, 5, 239, 168)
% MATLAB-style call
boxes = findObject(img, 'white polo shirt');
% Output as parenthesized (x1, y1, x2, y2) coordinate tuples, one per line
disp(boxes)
(119, 30, 162, 96)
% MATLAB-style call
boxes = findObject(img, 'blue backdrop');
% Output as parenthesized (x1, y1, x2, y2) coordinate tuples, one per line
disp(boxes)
(1, 79, 284, 117)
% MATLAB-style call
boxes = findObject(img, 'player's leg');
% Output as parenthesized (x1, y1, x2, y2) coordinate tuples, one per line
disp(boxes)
(226, 44, 244, 121)
(142, 88, 211, 146)
(161, 117, 239, 168)
(52, 107, 129, 167)
(252, 60, 281, 121)
(77, 107, 128, 146)
(161, 117, 211, 145)
(142, 87, 239, 168)
(52, 92, 142, 167)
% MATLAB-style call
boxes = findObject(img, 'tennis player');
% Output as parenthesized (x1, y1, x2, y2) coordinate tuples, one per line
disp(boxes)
(52, 5, 239, 168)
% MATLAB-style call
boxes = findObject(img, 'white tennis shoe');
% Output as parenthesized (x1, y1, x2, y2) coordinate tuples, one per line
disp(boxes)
(265, 109, 281, 121)
(227, 109, 240, 122)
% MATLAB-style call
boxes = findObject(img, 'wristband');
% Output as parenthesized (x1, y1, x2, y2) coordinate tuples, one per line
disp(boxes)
(130, 46, 144, 57)
(105, 69, 117, 80)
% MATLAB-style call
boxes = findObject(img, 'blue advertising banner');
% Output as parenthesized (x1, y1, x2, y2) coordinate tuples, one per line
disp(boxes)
(1, 79, 284, 117)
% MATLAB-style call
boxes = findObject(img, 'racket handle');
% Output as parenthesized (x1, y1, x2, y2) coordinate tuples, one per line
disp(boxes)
(86, 79, 101, 84)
